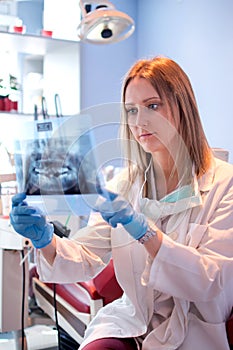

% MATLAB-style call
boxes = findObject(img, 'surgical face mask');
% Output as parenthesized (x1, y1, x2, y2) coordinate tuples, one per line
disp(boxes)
(139, 161, 202, 222)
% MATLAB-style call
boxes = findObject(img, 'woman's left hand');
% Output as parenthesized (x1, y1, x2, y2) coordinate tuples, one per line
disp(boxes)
(95, 187, 148, 240)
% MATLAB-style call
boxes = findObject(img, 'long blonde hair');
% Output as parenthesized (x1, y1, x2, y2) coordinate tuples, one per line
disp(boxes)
(120, 56, 212, 189)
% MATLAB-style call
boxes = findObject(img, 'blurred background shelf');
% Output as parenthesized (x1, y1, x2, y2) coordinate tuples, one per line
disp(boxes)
(0, 30, 80, 56)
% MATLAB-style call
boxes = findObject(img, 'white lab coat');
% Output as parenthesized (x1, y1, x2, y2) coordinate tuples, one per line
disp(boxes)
(37, 157, 233, 350)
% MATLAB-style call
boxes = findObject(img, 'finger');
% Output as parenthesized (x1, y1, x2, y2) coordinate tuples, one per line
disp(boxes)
(12, 224, 37, 240)
(101, 213, 113, 224)
(98, 197, 131, 214)
(100, 213, 119, 228)
(96, 186, 118, 201)
(108, 211, 133, 227)
(10, 213, 43, 225)
(11, 206, 37, 215)
(12, 193, 27, 207)
(95, 200, 114, 214)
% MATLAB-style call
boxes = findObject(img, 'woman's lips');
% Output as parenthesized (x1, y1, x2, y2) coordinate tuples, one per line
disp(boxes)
(139, 133, 154, 139)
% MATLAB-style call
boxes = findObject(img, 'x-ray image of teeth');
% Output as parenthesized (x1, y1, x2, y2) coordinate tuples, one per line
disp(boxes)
(14, 116, 102, 196)
(25, 136, 96, 195)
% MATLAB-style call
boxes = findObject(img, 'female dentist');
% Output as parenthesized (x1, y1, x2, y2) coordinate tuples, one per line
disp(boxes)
(10, 56, 233, 350)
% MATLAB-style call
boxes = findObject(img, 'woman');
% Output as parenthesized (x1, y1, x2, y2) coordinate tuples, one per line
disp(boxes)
(10, 56, 233, 350)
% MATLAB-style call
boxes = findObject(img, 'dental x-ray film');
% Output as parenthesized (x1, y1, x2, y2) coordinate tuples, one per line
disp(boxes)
(14, 114, 104, 215)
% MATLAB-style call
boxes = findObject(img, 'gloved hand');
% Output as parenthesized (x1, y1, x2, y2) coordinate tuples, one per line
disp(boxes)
(10, 192, 54, 249)
(95, 187, 148, 240)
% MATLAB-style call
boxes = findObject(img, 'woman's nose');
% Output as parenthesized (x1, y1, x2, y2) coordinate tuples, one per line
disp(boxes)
(136, 106, 148, 127)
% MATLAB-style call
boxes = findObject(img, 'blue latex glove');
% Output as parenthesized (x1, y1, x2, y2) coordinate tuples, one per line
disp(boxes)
(96, 187, 148, 240)
(10, 193, 54, 249)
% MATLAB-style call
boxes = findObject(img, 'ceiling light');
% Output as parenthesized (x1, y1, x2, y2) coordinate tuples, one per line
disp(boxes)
(77, 0, 135, 44)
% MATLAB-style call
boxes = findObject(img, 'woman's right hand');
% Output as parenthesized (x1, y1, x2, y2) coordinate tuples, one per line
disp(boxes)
(10, 193, 54, 249)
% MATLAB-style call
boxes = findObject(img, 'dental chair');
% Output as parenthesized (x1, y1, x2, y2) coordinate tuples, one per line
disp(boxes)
(32, 259, 123, 345)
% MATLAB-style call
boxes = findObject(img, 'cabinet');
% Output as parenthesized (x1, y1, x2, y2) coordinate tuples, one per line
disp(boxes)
(0, 30, 80, 116)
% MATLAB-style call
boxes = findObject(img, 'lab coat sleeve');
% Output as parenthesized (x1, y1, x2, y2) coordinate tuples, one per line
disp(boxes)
(37, 212, 113, 283)
(147, 174, 233, 302)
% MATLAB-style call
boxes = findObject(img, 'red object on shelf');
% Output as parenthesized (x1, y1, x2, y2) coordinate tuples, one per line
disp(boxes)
(4, 97, 18, 112)
(41, 29, 53, 37)
(13, 25, 26, 34)
(0, 99, 4, 111)
(11, 101, 18, 111)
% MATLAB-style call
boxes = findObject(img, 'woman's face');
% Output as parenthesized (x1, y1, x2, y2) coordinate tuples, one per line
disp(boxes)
(124, 77, 178, 155)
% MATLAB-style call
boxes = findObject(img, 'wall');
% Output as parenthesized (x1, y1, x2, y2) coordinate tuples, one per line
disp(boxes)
(80, 0, 138, 111)
(17, 0, 43, 35)
(136, 0, 233, 163)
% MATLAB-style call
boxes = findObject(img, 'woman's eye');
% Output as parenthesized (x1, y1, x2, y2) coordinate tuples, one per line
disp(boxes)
(148, 103, 158, 110)
(126, 107, 137, 115)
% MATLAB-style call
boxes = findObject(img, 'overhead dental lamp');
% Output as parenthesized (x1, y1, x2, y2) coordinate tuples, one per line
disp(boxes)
(77, 0, 135, 44)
